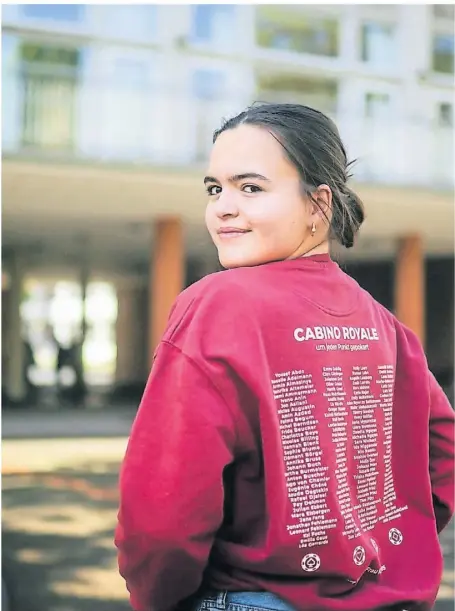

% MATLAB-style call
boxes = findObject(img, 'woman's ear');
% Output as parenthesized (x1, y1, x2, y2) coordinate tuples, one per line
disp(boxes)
(310, 184, 332, 224)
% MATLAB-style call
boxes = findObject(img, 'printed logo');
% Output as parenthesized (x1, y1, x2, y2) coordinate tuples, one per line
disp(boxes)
(388, 528, 403, 546)
(301, 553, 321, 572)
(371, 538, 379, 554)
(353, 546, 366, 566)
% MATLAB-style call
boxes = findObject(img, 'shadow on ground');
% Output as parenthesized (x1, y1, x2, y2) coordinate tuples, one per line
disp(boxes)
(2, 461, 454, 611)
(2, 461, 129, 611)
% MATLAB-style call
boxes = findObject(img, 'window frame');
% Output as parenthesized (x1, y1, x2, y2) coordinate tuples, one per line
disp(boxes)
(432, 32, 455, 74)
(360, 20, 396, 65)
(255, 7, 340, 57)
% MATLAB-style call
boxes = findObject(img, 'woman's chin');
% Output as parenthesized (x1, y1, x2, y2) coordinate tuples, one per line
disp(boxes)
(218, 256, 245, 270)
(218, 250, 266, 270)
(217, 250, 248, 269)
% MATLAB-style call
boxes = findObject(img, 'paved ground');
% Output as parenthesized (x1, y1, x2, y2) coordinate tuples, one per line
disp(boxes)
(2, 410, 454, 611)
(2, 435, 130, 611)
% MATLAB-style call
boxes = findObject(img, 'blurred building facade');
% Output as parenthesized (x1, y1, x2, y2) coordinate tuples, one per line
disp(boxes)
(2, 4, 454, 405)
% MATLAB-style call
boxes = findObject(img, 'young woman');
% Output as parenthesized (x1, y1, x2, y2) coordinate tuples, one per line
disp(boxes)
(115, 104, 454, 611)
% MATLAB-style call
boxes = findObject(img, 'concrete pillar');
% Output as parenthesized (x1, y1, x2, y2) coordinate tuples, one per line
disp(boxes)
(148, 217, 184, 366)
(398, 5, 432, 78)
(339, 5, 359, 67)
(116, 282, 148, 385)
(5, 253, 26, 403)
(396, 6, 432, 182)
(395, 234, 425, 345)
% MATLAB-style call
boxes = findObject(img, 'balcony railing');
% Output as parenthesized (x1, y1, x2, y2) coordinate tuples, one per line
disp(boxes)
(3, 68, 242, 166)
(336, 114, 454, 191)
(2, 69, 454, 191)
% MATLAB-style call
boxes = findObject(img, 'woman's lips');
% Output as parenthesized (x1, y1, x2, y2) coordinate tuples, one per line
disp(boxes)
(217, 228, 251, 239)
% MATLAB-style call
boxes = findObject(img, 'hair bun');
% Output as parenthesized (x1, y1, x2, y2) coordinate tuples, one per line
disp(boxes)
(338, 189, 365, 249)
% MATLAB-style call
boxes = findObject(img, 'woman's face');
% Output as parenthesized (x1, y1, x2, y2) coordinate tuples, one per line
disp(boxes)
(204, 124, 330, 269)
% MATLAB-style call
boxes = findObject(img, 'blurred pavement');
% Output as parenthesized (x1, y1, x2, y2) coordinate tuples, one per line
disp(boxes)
(2, 406, 136, 440)
(2, 409, 454, 611)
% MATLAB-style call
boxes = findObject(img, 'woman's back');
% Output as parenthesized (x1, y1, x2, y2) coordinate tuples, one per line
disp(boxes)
(117, 256, 453, 611)
(115, 102, 454, 611)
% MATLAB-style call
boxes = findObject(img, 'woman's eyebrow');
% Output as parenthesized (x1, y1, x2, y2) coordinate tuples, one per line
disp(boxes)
(203, 173, 271, 185)
(204, 175, 219, 185)
(230, 173, 271, 183)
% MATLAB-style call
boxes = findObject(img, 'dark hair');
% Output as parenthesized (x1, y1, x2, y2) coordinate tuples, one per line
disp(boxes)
(213, 103, 365, 249)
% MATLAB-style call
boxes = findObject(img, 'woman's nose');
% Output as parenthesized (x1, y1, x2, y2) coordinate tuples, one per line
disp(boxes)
(214, 191, 240, 218)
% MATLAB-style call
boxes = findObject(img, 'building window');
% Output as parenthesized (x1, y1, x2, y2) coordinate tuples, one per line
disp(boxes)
(257, 73, 338, 115)
(437, 103, 453, 127)
(21, 4, 84, 22)
(21, 43, 80, 68)
(256, 7, 339, 57)
(192, 5, 236, 47)
(20, 42, 81, 150)
(361, 22, 395, 65)
(432, 34, 454, 74)
(365, 92, 390, 119)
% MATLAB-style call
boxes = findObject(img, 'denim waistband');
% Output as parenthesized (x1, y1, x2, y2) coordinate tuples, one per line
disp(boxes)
(197, 591, 410, 611)
(198, 591, 296, 611)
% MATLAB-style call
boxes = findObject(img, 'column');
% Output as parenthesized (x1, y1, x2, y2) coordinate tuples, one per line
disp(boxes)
(238, 5, 257, 56)
(148, 217, 184, 367)
(337, 8, 363, 168)
(5, 252, 26, 403)
(394, 234, 425, 346)
(339, 5, 359, 68)
(115, 282, 148, 386)
(398, 5, 432, 78)
(396, 6, 432, 182)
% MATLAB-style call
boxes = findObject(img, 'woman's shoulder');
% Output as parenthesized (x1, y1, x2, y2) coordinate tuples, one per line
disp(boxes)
(181, 267, 257, 306)
(162, 267, 256, 344)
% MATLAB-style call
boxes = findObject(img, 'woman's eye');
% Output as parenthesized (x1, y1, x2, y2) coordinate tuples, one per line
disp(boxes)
(206, 185, 221, 196)
(243, 184, 262, 194)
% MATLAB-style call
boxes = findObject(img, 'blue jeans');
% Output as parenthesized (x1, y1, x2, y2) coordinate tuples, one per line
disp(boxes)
(194, 591, 296, 611)
(193, 591, 409, 611)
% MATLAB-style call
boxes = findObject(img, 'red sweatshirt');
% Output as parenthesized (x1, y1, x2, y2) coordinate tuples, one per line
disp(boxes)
(115, 254, 454, 611)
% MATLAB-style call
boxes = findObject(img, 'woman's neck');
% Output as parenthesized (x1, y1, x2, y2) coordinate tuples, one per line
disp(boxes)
(286, 239, 330, 261)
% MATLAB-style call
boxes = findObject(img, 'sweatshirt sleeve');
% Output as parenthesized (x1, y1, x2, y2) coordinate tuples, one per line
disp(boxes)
(115, 340, 237, 611)
(428, 370, 455, 533)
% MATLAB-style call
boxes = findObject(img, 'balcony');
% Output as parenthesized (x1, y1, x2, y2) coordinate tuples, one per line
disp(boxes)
(2, 67, 242, 167)
(336, 114, 454, 192)
(2, 68, 454, 191)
